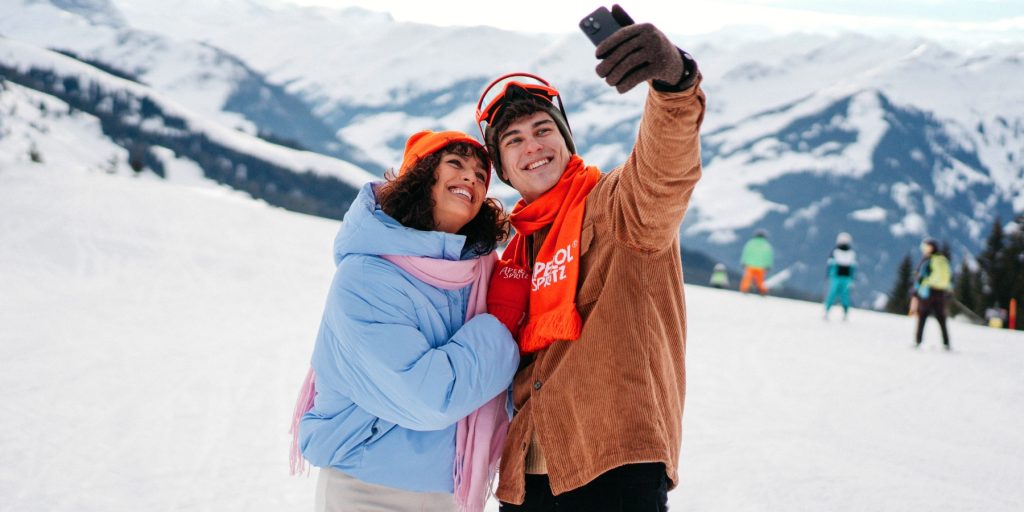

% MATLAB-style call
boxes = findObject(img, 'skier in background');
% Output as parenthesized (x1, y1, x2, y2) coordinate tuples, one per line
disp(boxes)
(984, 304, 1007, 328)
(824, 232, 857, 320)
(740, 229, 773, 295)
(710, 263, 729, 289)
(911, 237, 952, 350)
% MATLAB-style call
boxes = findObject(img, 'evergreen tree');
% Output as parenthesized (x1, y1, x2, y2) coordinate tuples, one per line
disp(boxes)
(129, 142, 147, 173)
(978, 217, 1009, 311)
(886, 254, 914, 314)
(29, 142, 42, 163)
(954, 261, 983, 317)
(940, 240, 952, 257)
(1002, 216, 1024, 330)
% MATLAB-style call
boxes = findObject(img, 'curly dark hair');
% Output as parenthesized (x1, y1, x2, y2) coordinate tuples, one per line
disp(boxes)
(377, 141, 508, 254)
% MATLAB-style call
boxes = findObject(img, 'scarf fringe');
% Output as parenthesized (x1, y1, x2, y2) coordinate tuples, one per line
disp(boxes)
(289, 366, 316, 476)
(453, 393, 508, 512)
(519, 303, 582, 353)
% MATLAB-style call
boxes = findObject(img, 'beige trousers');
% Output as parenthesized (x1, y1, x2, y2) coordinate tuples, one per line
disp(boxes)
(315, 467, 457, 512)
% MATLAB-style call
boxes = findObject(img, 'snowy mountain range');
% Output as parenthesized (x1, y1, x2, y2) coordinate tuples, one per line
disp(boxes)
(2, 0, 1022, 305)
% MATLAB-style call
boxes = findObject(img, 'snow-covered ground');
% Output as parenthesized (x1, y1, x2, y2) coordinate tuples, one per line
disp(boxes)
(1, 162, 1021, 511)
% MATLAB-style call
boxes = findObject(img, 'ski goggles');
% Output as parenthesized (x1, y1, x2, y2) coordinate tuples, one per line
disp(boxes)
(475, 72, 569, 142)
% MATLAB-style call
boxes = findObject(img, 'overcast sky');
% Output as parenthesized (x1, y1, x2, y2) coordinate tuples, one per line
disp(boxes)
(285, 0, 1024, 45)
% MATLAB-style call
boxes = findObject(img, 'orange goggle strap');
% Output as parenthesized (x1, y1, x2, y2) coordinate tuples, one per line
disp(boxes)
(475, 72, 571, 143)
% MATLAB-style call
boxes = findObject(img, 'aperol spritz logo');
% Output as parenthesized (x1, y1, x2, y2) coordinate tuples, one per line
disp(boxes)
(498, 265, 530, 280)
(532, 241, 577, 291)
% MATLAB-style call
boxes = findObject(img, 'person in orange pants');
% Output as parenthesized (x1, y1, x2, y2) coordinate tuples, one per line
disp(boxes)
(739, 230, 773, 295)
(739, 267, 768, 294)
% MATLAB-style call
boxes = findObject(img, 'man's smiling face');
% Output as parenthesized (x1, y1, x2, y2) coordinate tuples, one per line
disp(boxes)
(497, 111, 571, 203)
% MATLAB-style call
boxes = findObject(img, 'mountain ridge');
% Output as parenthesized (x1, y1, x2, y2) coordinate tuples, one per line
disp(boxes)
(3, 0, 1022, 303)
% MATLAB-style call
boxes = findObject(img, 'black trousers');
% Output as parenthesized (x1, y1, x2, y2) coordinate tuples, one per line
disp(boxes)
(916, 291, 950, 348)
(500, 463, 669, 512)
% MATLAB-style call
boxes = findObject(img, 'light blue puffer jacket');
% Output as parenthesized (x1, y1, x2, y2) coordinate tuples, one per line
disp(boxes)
(299, 183, 519, 493)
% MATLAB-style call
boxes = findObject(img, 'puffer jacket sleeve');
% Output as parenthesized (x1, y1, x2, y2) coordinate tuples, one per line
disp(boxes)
(321, 257, 520, 432)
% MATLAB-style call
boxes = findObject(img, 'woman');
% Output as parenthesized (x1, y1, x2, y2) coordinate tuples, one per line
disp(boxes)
(291, 130, 521, 511)
(912, 237, 952, 350)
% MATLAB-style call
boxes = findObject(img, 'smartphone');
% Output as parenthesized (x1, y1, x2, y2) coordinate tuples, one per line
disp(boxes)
(579, 6, 623, 46)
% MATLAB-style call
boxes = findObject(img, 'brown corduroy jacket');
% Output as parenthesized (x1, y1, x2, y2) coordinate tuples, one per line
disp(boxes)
(495, 81, 706, 504)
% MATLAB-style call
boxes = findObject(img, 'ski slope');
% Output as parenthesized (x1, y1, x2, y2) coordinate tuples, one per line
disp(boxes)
(1, 162, 1021, 511)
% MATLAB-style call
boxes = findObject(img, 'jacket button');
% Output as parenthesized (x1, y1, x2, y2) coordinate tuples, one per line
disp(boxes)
(533, 380, 542, 390)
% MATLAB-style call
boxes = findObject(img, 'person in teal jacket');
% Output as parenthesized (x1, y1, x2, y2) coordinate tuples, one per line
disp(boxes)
(740, 229, 774, 295)
(296, 131, 520, 510)
(824, 232, 857, 320)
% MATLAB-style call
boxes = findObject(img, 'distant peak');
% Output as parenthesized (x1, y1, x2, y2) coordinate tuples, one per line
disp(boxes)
(44, 0, 126, 27)
(337, 5, 392, 22)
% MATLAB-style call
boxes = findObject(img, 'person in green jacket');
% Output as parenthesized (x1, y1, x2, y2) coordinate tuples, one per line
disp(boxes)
(912, 237, 952, 350)
(740, 229, 774, 295)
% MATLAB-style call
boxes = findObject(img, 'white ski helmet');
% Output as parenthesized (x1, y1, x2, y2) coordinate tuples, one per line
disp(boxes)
(836, 232, 853, 245)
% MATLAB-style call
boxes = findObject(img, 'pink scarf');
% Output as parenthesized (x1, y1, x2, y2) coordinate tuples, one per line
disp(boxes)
(289, 252, 508, 512)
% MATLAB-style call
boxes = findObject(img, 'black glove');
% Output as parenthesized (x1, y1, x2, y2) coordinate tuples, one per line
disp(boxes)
(595, 5, 688, 94)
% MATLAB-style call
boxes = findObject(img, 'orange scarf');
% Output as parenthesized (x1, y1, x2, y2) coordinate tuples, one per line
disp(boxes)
(506, 156, 601, 353)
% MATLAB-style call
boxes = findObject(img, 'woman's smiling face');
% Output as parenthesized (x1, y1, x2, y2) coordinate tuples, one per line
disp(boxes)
(431, 151, 489, 234)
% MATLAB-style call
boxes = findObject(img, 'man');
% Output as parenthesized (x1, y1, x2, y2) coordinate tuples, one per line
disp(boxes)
(478, 6, 705, 510)
(739, 229, 773, 296)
